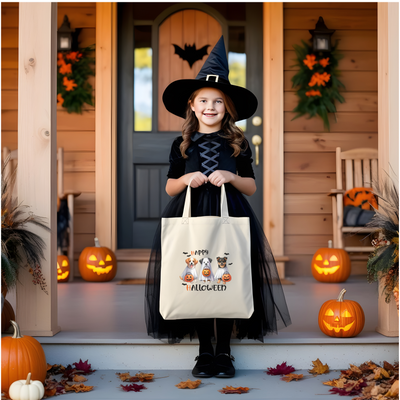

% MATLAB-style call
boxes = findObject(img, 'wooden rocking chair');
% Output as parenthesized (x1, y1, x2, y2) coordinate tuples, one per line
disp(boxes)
(328, 147, 378, 253)
(2, 147, 81, 281)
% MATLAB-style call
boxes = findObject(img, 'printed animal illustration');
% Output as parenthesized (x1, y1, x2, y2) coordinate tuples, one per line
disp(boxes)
(214, 256, 231, 284)
(198, 257, 214, 282)
(180, 256, 199, 282)
(172, 43, 210, 68)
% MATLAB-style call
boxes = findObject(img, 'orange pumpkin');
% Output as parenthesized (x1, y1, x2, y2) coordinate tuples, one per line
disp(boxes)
(1, 299, 15, 332)
(57, 255, 70, 283)
(344, 187, 378, 210)
(311, 241, 350, 283)
(318, 289, 365, 338)
(1, 320, 47, 393)
(221, 272, 231, 283)
(202, 268, 211, 277)
(184, 273, 194, 282)
(79, 238, 117, 282)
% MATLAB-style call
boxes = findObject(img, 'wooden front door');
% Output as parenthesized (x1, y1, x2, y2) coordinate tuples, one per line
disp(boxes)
(117, 3, 263, 249)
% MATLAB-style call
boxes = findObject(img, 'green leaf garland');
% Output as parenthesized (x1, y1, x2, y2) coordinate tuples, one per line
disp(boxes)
(291, 40, 345, 131)
(57, 45, 95, 114)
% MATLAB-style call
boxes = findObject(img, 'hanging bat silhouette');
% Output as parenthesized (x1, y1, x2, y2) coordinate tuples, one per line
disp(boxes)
(172, 43, 210, 68)
(224, 253, 230, 256)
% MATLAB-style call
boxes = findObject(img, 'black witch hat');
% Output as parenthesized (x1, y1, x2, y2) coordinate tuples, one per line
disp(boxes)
(162, 36, 258, 122)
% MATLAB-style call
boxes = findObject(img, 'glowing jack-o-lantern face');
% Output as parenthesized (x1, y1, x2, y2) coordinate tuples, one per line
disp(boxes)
(311, 245, 351, 283)
(79, 241, 117, 282)
(184, 273, 194, 282)
(318, 289, 365, 338)
(202, 268, 211, 277)
(221, 272, 231, 283)
(57, 255, 70, 283)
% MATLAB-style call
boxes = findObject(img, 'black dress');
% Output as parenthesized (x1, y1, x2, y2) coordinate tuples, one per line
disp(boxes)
(145, 131, 291, 343)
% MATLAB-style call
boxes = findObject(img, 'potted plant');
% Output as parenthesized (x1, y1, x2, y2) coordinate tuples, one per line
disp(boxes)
(366, 176, 399, 335)
(1, 158, 50, 310)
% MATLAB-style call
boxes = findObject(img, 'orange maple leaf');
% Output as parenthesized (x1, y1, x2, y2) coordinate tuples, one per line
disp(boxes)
(59, 62, 72, 75)
(303, 54, 318, 70)
(57, 53, 65, 66)
(319, 57, 330, 68)
(305, 89, 322, 97)
(63, 76, 77, 91)
(309, 72, 331, 87)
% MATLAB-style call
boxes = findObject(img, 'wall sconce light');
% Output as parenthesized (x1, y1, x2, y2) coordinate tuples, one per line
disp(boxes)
(309, 16, 335, 52)
(57, 15, 74, 52)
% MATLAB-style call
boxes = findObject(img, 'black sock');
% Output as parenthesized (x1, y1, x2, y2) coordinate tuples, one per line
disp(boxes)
(194, 319, 214, 355)
(215, 318, 234, 355)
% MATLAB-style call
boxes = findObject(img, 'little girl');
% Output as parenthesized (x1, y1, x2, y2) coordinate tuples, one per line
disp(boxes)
(145, 36, 291, 378)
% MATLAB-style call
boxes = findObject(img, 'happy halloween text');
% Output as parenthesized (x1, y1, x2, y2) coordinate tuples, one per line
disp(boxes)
(184, 284, 227, 291)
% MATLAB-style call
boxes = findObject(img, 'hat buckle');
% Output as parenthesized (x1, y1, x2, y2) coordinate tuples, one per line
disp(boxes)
(206, 75, 219, 82)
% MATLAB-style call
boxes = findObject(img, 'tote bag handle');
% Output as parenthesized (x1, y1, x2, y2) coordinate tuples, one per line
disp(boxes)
(182, 180, 229, 218)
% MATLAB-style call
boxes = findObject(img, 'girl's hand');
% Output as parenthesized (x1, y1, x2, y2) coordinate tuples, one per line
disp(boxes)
(208, 170, 235, 187)
(183, 171, 208, 188)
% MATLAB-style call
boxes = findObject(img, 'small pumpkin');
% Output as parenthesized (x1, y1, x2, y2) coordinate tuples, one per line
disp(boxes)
(9, 372, 44, 400)
(2, 299, 15, 332)
(184, 273, 194, 283)
(221, 272, 231, 283)
(311, 241, 351, 283)
(78, 238, 117, 282)
(202, 268, 211, 277)
(1, 321, 47, 393)
(318, 289, 365, 338)
(57, 255, 70, 283)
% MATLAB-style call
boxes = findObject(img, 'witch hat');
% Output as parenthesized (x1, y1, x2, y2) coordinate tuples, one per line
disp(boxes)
(162, 36, 258, 122)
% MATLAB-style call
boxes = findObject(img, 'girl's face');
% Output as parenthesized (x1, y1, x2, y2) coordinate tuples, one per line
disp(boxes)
(190, 88, 226, 133)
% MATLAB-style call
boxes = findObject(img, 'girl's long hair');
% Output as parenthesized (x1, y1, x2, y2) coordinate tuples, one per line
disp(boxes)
(180, 89, 247, 159)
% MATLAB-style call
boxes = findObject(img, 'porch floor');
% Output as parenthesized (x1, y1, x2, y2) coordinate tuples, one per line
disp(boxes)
(48, 275, 396, 344)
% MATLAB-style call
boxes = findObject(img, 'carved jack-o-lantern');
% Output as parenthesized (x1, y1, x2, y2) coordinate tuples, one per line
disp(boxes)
(318, 289, 365, 338)
(184, 273, 194, 283)
(311, 241, 350, 283)
(202, 268, 211, 277)
(57, 255, 70, 283)
(78, 238, 117, 282)
(221, 272, 231, 283)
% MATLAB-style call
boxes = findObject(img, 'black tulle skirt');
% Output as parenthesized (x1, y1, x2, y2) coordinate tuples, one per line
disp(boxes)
(145, 183, 291, 343)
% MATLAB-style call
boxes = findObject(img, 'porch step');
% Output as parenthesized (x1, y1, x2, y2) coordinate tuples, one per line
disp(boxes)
(33, 368, 365, 400)
(39, 333, 398, 370)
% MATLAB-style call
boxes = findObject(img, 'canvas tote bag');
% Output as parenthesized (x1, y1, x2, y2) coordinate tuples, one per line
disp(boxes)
(160, 183, 253, 320)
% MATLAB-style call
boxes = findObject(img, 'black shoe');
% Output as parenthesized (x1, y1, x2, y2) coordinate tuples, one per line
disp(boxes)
(213, 353, 235, 378)
(192, 352, 215, 378)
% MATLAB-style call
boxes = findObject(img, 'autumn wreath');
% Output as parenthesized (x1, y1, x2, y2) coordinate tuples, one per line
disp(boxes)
(57, 45, 95, 114)
(291, 40, 345, 131)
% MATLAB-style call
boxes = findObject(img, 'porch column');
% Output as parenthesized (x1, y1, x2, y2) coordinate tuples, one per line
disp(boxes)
(377, 2, 399, 337)
(95, 3, 118, 249)
(263, 3, 286, 277)
(17, 3, 60, 335)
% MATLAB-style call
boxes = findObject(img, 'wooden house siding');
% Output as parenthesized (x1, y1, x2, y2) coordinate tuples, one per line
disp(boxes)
(283, 2, 378, 276)
(1, 2, 96, 277)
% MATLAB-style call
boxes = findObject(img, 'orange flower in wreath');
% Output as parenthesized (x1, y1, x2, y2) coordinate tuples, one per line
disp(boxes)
(309, 72, 331, 87)
(319, 58, 330, 68)
(63, 76, 77, 91)
(303, 54, 318, 70)
(66, 51, 82, 62)
(305, 90, 322, 97)
(57, 53, 65, 66)
(57, 93, 64, 106)
(59, 62, 72, 75)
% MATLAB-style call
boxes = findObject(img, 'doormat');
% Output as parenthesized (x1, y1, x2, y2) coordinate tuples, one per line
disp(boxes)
(117, 279, 146, 285)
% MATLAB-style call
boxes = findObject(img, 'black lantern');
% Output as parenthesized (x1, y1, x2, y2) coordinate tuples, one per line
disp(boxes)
(57, 15, 74, 51)
(309, 17, 335, 52)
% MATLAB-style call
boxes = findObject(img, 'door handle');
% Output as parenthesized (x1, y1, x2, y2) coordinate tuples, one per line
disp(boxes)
(251, 135, 262, 166)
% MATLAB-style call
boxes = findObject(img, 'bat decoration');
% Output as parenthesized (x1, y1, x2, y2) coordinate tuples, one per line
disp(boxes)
(224, 253, 230, 255)
(228, 263, 233, 265)
(172, 43, 210, 68)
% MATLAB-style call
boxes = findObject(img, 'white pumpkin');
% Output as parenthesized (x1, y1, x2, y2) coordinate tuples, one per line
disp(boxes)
(9, 373, 44, 400)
